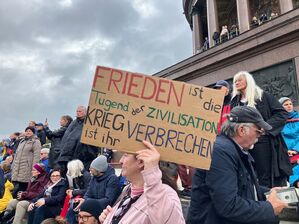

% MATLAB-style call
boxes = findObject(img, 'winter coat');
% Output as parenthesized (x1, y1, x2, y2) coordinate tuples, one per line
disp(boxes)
(187, 135, 278, 224)
(70, 170, 91, 197)
(41, 158, 50, 173)
(0, 168, 4, 198)
(217, 95, 231, 134)
(58, 118, 99, 169)
(84, 166, 120, 209)
(281, 110, 299, 152)
(37, 130, 47, 145)
(103, 166, 185, 224)
(58, 118, 84, 162)
(20, 172, 49, 200)
(10, 138, 21, 154)
(45, 125, 68, 168)
(231, 92, 292, 187)
(11, 136, 41, 183)
(32, 178, 67, 215)
(0, 180, 14, 212)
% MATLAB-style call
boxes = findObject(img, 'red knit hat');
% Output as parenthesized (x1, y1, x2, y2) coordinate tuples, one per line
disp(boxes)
(33, 163, 46, 174)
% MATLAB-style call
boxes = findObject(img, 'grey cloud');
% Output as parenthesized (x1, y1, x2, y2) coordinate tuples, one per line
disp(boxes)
(0, 0, 191, 138)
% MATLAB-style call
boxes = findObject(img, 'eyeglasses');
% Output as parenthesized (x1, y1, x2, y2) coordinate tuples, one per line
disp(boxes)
(78, 214, 92, 222)
(252, 127, 265, 136)
(50, 175, 61, 178)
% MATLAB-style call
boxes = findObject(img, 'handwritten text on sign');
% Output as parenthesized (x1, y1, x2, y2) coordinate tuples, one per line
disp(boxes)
(81, 66, 224, 169)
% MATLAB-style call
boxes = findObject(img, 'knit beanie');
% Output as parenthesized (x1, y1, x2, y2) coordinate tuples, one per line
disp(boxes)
(90, 155, 108, 173)
(33, 163, 46, 174)
(279, 97, 291, 105)
(25, 126, 35, 133)
(80, 199, 104, 219)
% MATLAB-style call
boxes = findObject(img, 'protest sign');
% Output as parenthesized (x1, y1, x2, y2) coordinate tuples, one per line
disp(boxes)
(81, 66, 224, 169)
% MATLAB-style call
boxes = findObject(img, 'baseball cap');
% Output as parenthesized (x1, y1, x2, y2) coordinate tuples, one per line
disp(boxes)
(213, 80, 230, 89)
(228, 106, 272, 131)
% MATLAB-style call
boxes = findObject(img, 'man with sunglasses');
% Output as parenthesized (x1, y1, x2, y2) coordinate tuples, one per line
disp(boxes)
(187, 106, 288, 224)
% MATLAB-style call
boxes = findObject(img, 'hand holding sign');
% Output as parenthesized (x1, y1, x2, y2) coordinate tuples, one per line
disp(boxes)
(136, 140, 160, 170)
(81, 66, 225, 169)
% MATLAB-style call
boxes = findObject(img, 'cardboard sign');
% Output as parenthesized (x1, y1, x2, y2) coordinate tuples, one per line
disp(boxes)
(81, 66, 224, 169)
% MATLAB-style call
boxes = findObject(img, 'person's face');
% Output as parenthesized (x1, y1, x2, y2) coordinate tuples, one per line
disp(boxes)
(36, 125, 43, 131)
(89, 167, 103, 177)
(40, 152, 49, 160)
(119, 153, 143, 180)
(76, 107, 85, 118)
(234, 75, 247, 92)
(282, 100, 293, 113)
(78, 211, 96, 224)
(29, 121, 35, 127)
(31, 168, 40, 177)
(25, 129, 34, 137)
(50, 171, 61, 183)
(9, 134, 16, 140)
(239, 124, 264, 149)
(217, 86, 229, 96)
(60, 118, 67, 127)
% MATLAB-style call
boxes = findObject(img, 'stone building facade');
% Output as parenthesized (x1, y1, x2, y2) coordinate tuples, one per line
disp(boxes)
(154, 0, 299, 105)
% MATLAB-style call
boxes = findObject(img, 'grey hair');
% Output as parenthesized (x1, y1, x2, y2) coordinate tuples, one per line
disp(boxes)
(77, 106, 87, 115)
(67, 159, 84, 178)
(221, 121, 253, 137)
(232, 71, 263, 107)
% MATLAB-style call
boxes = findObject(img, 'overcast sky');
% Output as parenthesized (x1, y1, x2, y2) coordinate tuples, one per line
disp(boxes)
(0, 0, 192, 139)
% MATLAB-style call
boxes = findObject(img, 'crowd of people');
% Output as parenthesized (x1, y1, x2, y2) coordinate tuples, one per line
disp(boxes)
(0, 70, 298, 223)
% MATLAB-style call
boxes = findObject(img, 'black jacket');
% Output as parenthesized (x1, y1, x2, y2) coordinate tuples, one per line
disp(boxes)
(70, 170, 91, 197)
(45, 125, 68, 168)
(187, 135, 278, 224)
(58, 118, 84, 162)
(58, 118, 99, 169)
(37, 130, 47, 145)
(33, 178, 67, 215)
(231, 92, 292, 187)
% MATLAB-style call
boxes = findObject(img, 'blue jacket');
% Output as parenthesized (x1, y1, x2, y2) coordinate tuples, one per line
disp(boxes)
(84, 166, 120, 208)
(187, 135, 278, 224)
(281, 111, 299, 152)
(0, 168, 4, 198)
(290, 165, 299, 187)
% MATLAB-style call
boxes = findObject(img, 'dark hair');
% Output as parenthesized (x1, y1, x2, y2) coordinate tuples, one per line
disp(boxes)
(49, 168, 61, 176)
(160, 165, 177, 192)
(14, 132, 20, 137)
(61, 115, 73, 127)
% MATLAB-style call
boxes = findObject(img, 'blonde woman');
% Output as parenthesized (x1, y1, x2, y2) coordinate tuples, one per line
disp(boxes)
(230, 71, 292, 187)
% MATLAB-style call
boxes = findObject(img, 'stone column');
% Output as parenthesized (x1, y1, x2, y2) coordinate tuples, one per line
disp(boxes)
(236, 0, 250, 34)
(207, 0, 219, 48)
(279, 0, 293, 14)
(192, 7, 203, 54)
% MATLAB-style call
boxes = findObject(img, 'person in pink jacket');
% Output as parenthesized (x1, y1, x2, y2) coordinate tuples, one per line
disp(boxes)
(99, 140, 185, 224)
